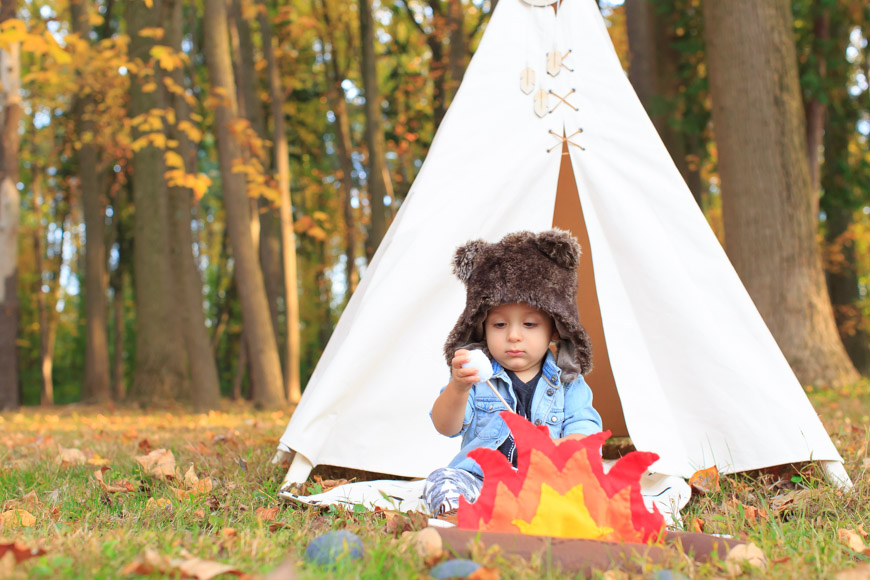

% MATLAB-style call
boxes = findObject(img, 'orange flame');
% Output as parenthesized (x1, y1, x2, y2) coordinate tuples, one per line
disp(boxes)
(457, 412, 665, 543)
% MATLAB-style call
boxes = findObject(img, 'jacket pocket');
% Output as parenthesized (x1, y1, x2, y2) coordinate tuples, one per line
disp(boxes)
(473, 398, 505, 439)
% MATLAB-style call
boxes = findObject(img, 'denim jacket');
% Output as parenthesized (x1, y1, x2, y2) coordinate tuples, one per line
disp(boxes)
(434, 350, 603, 479)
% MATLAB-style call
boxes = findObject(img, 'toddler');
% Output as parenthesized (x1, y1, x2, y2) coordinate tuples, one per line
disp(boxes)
(425, 229, 602, 516)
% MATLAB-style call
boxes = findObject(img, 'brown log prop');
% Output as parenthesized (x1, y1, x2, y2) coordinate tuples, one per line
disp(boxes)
(434, 528, 740, 574)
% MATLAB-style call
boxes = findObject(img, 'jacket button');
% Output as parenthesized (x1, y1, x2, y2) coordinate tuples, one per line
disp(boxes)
(534, 419, 542, 426)
(551, 416, 558, 423)
(488, 404, 493, 411)
(546, 388, 554, 396)
(550, 374, 557, 382)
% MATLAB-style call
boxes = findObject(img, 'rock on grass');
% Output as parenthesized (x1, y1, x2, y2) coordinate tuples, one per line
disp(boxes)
(304, 530, 364, 567)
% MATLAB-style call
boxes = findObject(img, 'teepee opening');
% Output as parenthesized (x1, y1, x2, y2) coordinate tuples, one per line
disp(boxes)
(553, 142, 628, 437)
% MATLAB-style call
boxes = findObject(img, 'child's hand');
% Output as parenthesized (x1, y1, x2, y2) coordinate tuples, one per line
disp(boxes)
(450, 349, 479, 392)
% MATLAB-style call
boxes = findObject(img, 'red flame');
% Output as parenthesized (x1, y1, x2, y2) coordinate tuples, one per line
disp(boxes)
(457, 412, 665, 543)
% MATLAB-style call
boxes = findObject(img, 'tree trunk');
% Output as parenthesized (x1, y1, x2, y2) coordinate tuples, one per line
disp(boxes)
(804, 7, 829, 205)
(625, 0, 696, 204)
(317, 0, 359, 299)
(32, 171, 53, 405)
(0, 0, 21, 411)
(703, 0, 859, 386)
(203, 0, 285, 408)
(166, 0, 222, 410)
(359, 0, 391, 260)
(128, 0, 189, 405)
(71, 0, 112, 403)
(259, 5, 302, 403)
(447, 0, 467, 99)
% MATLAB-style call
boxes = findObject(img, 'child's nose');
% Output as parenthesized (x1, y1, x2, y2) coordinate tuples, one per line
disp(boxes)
(508, 326, 522, 341)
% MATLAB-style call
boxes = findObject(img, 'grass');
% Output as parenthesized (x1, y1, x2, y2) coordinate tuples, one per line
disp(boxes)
(1, 383, 869, 580)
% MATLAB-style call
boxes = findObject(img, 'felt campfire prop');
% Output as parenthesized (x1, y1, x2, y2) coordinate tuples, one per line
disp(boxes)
(457, 412, 665, 543)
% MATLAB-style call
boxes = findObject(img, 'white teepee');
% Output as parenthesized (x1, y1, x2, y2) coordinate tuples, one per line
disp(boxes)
(276, 0, 847, 487)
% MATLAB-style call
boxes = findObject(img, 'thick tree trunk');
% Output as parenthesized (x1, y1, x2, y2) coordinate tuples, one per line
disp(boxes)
(704, 0, 859, 386)
(166, 0, 222, 410)
(625, 0, 696, 204)
(359, 0, 392, 260)
(71, 0, 112, 403)
(128, 0, 189, 404)
(259, 5, 302, 403)
(203, 0, 285, 408)
(804, 8, 829, 204)
(0, 0, 21, 411)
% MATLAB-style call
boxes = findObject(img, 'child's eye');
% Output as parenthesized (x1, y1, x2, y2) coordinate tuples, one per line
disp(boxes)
(492, 322, 506, 329)
(524, 322, 538, 328)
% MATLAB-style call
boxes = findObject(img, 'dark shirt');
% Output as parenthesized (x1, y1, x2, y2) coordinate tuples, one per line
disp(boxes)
(496, 368, 543, 467)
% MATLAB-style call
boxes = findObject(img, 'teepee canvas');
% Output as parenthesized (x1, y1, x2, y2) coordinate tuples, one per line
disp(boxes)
(276, 0, 846, 486)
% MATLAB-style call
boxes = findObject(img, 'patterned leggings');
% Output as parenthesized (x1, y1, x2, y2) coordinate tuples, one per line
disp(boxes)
(423, 467, 484, 515)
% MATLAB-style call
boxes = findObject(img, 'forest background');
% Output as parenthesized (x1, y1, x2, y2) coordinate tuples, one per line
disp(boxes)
(0, 0, 868, 412)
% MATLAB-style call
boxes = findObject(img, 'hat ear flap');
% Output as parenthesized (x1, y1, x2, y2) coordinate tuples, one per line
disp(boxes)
(453, 239, 487, 283)
(535, 229, 581, 270)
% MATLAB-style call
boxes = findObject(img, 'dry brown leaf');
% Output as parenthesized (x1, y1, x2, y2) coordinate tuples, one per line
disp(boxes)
(221, 528, 237, 538)
(0, 510, 36, 528)
(0, 538, 47, 563)
(838, 529, 870, 554)
(93, 468, 135, 493)
(20, 492, 41, 508)
(724, 542, 767, 575)
(57, 448, 87, 467)
(770, 489, 817, 515)
(87, 453, 111, 466)
(267, 522, 293, 532)
(688, 466, 720, 494)
(857, 524, 868, 539)
(183, 465, 213, 495)
(136, 449, 177, 480)
(834, 562, 870, 580)
(145, 498, 173, 512)
(121, 547, 246, 579)
(138, 439, 153, 454)
(691, 517, 704, 533)
(169, 487, 190, 500)
(255, 507, 279, 522)
(468, 567, 500, 580)
(194, 510, 205, 518)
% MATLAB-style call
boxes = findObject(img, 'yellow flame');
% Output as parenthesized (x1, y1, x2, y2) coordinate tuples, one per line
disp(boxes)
(512, 483, 614, 539)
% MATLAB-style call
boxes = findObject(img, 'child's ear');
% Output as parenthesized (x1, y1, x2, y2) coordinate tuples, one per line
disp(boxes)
(453, 239, 487, 283)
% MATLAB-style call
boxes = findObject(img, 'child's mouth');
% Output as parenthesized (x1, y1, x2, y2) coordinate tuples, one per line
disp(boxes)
(506, 350, 525, 356)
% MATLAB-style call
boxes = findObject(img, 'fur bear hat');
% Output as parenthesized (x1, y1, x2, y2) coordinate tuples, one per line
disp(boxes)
(443, 229, 593, 382)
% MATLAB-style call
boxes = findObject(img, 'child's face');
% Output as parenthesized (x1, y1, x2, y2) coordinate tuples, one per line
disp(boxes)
(484, 303, 556, 381)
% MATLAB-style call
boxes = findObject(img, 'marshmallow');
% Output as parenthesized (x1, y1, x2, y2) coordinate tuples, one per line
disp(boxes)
(462, 349, 494, 383)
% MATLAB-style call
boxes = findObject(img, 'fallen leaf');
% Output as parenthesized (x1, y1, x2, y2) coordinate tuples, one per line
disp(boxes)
(194, 510, 205, 518)
(57, 448, 87, 467)
(0, 538, 47, 563)
(87, 453, 111, 466)
(121, 547, 245, 579)
(0, 510, 36, 528)
(688, 466, 720, 494)
(857, 524, 868, 539)
(404, 527, 442, 559)
(145, 498, 173, 512)
(725, 543, 767, 575)
(838, 529, 870, 554)
(268, 522, 293, 532)
(136, 449, 177, 480)
(221, 528, 237, 538)
(93, 468, 136, 493)
(469, 567, 500, 580)
(835, 562, 870, 580)
(256, 507, 279, 522)
(138, 439, 153, 454)
(691, 517, 704, 533)
(183, 465, 213, 495)
(770, 489, 818, 515)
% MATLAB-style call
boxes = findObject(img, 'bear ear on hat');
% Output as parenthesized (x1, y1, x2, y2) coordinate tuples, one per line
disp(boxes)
(453, 239, 488, 282)
(535, 229, 582, 270)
